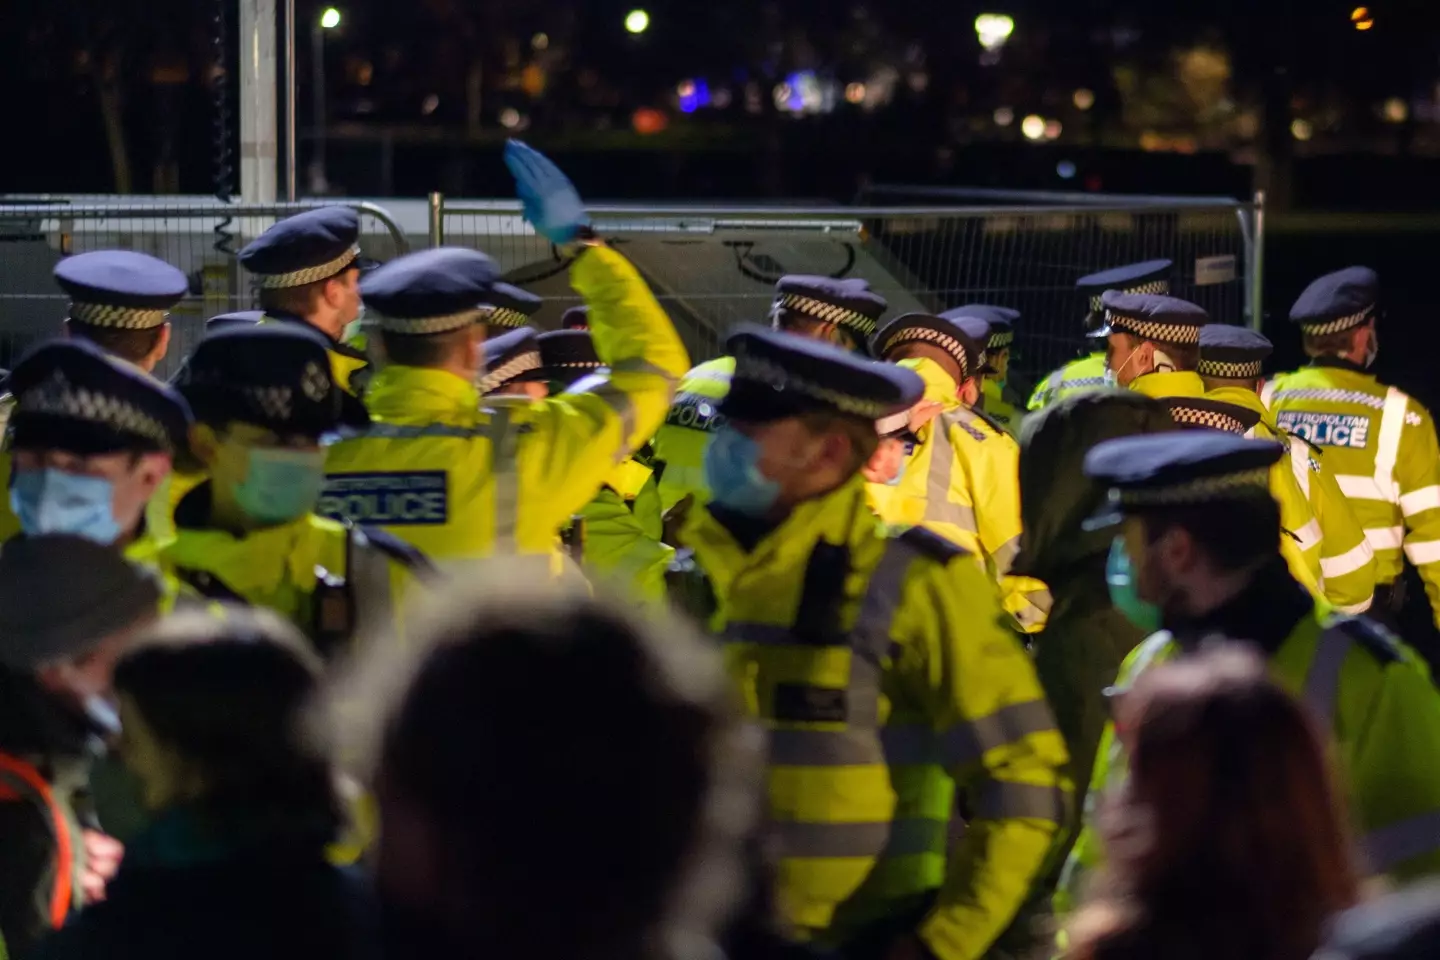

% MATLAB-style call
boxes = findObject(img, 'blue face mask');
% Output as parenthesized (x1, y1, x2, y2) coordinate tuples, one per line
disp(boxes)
(234, 448, 328, 524)
(883, 457, 909, 487)
(703, 427, 781, 518)
(10, 468, 122, 545)
(1105, 536, 1162, 634)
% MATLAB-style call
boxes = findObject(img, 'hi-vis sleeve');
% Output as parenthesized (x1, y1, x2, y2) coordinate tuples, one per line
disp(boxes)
(518, 245, 689, 535)
(904, 556, 1070, 960)
(1394, 401, 1440, 630)
(1295, 440, 1376, 614)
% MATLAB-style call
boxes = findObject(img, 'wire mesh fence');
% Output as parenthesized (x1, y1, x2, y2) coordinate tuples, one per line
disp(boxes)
(0, 201, 409, 379)
(438, 195, 1259, 390)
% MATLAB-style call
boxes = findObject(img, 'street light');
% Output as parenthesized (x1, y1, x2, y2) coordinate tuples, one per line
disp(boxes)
(310, 8, 342, 194)
(625, 9, 650, 34)
(975, 14, 1015, 52)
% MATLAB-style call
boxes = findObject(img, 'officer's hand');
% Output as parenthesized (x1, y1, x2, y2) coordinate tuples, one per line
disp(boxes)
(81, 829, 124, 902)
(908, 399, 945, 433)
(504, 140, 591, 244)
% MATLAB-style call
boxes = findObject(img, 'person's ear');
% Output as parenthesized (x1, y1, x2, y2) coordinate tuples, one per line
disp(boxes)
(959, 378, 981, 406)
(1153, 525, 1197, 577)
(466, 326, 486, 373)
(134, 452, 173, 496)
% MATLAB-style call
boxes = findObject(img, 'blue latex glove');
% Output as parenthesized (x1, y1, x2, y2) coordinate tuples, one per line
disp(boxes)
(504, 140, 591, 244)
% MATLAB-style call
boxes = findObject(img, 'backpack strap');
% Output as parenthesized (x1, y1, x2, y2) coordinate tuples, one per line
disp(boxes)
(0, 752, 78, 930)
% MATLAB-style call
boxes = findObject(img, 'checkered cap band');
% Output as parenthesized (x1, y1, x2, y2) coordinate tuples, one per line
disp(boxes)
(878, 326, 973, 381)
(875, 411, 910, 436)
(1168, 404, 1247, 435)
(548, 360, 603, 369)
(734, 353, 889, 419)
(19, 370, 170, 449)
(1197, 358, 1264, 379)
(478, 306, 532, 329)
(377, 308, 483, 335)
(987, 331, 1014, 350)
(478, 352, 542, 394)
(1298, 304, 1374, 336)
(1106, 310, 1202, 344)
(772, 294, 878, 336)
(254, 245, 360, 289)
(69, 301, 169, 330)
(1089, 278, 1170, 312)
(1115, 467, 1272, 506)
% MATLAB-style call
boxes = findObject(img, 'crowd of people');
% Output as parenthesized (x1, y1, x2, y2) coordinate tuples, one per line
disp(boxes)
(2, 140, 1440, 960)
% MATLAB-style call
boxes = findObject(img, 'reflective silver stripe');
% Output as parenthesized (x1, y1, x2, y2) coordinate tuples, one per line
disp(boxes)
(725, 621, 799, 646)
(1405, 539, 1440, 565)
(1336, 475, 1392, 502)
(1374, 387, 1407, 502)
(940, 699, 1058, 767)
(1400, 485, 1440, 517)
(1288, 437, 1312, 500)
(612, 355, 682, 383)
(993, 535, 1021, 575)
(1362, 811, 1440, 872)
(581, 377, 638, 461)
(776, 818, 947, 859)
(921, 422, 977, 533)
(1320, 540, 1375, 579)
(487, 406, 519, 551)
(1337, 597, 1374, 614)
(1293, 519, 1324, 553)
(1260, 379, 1277, 409)
(349, 527, 396, 638)
(360, 421, 485, 440)
(1366, 526, 1405, 551)
(1302, 623, 1353, 730)
(973, 780, 1066, 822)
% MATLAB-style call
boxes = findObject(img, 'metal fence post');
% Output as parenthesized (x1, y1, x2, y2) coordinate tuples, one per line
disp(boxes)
(428, 192, 444, 247)
(1249, 190, 1266, 332)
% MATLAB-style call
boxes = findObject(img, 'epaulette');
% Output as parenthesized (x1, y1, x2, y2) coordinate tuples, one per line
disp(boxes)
(1328, 614, 1405, 666)
(969, 404, 1011, 437)
(175, 567, 248, 605)
(352, 524, 437, 577)
(896, 525, 970, 565)
(943, 409, 988, 442)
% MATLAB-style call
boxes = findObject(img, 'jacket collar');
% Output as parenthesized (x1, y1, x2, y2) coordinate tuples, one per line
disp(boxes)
(1204, 384, 1279, 434)
(1165, 557, 1315, 656)
(1311, 355, 1372, 375)
(1129, 369, 1207, 400)
(363, 364, 482, 424)
(169, 483, 334, 596)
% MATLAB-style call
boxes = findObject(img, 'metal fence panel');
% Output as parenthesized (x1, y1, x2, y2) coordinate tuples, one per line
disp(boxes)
(439, 198, 1256, 390)
(0, 201, 408, 379)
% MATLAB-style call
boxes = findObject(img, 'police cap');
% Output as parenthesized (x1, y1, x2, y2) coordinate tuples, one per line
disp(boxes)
(1092, 290, 1209, 346)
(1076, 259, 1173, 310)
(721, 325, 923, 431)
(479, 282, 543, 330)
(1289, 266, 1379, 335)
(560, 304, 590, 330)
(175, 324, 370, 438)
(53, 251, 189, 331)
(538, 329, 602, 388)
(478, 327, 543, 396)
(945, 304, 1019, 351)
(359, 247, 501, 335)
(239, 207, 362, 289)
(1083, 432, 1284, 530)
(205, 310, 266, 334)
(872, 313, 989, 382)
(770, 276, 889, 348)
(1199, 324, 1272, 380)
(8, 338, 192, 455)
(1160, 395, 1262, 436)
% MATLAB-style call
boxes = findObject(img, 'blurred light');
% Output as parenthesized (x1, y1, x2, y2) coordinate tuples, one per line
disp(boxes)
(713, 87, 733, 108)
(773, 83, 792, 110)
(1350, 6, 1369, 20)
(1021, 114, 1045, 140)
(499, 107, 521, 128)
(421, 94, 440, 115)
(907, 72, 929, 93)
(1291, 118, 1313, 141)
(1073, 88, 1095, 111)
(677, 80, 696, 98)
(624, 9, 650, 34)
(532, 32, 549, 51)
(1057, 160, 1077, 179)
(974, 13, 1015, 51)
(677, 78, 709, 113)
(1383, 97, 1408, 123)
(631, 107, 667, 134)
(357, 62, 373, 86)
(845, 82, 866, 104)
(319, 7, 341, 29)
(993, 106, 1014, 126)
(1044, 118, 1062, 139)
(1354, 17, 1374, 29)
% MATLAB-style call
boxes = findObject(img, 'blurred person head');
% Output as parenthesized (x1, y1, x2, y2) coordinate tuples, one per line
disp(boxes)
(1291, 267, 1380, 369)
(1199, 324, 1274, 395)
(1067, 645, 1362, 960)
(1315, 882, 1440, 960)
(176, 324, 369, 530)
(1092, 291, 1207, 387)
(1076, 260, 1174, 338)
(768, 276, 887, 355)
(537, 328, 603, 393)
(560, 304, 590, 330)
(54, 250, 186, 373)
(361, 248, 500, 382)
(475, 283, 543, 339)
(0, 535, 161, 728)
(240, 207, 366, 342)
(477, 327, 548, 400)
(323, 577, 761, 959)
(943, 304, 1019, 388)
(113, 606, 340, 839)
(872, 312, 988, 407)
(705, 327, 923, 521)
(6, 339, 189, 548)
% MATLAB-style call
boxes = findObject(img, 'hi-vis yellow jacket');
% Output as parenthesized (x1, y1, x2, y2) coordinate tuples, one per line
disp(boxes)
(652, 355, 734, 512)
(320, 246, 688, 564)
(1026, 353, 1107, 411)
(577, 459, 673, 609)
(260, 312, 371, 397)
(983, 378, 1021, 438)
(1264, 359, 1440, 628)
(1207, 384, 1377, 614)
(867, 358, 1051, 632)
(684, 474, 1070, 960)
(1130, 370, 1326, 599)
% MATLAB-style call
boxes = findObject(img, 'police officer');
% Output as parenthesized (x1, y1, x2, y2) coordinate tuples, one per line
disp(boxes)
(1028, 259, 1173, 410)
(3, 339, 192, 608)
(1056, 432, 1440, 918)
(238, 206, 371, 396)
(322, 142, 689, 564)
(943, 303, 1022, 436)
(166, 324, 430, 657)
(684, 325, 1069, 960)
(651, 275, 888, 515)
(560, 304, 590, 330)
(1092, 289, 1209, 397)
(869, 310, 1050, 631)
(477, 327, 546, 399)
(1201, 324, 1377, 614)
(476, 282, 543, 335)
(1158, 393, 1262, 435)
(1262, 268, 1440, 642)
(54, 251, 189, 374)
